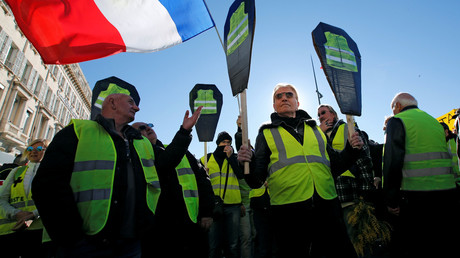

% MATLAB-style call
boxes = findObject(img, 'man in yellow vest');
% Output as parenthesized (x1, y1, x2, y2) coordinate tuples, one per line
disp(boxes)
(237, 83, 364, 257)
(32, 85, 202, 257)
(383, 92, 460, 257)
(132, 122, 214, 257)
(202, 131, 244, 258)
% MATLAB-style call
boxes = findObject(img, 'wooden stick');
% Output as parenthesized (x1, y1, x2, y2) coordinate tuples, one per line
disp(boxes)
(204, 141, 208, 169)
(346, 114, 357, 148)
(240, 90, 250, 174)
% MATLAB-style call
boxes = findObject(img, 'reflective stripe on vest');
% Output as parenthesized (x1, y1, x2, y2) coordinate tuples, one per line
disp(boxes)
(226, 1, 249, 55)
(94, 83, 130, 109)
(331, 123, 354, 178)
(324, 31, 358, 72)
(71, 119, 160, 235)
(249, 185, 268, 199)
(263, 124, 337, 205)
(202, 154, 241, 204)
(395, 109, 455, 191)
(194, 89, 217, 114)
(175, 156, 199, 223)
(0, 166, 42, 235)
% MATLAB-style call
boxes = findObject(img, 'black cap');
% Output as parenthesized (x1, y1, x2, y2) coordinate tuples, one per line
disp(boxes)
(91, 76, 140, 120)
(216, 131, 232, 145)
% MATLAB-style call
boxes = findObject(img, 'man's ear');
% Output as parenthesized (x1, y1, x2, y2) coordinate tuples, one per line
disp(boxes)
(108, 97, 117, 110)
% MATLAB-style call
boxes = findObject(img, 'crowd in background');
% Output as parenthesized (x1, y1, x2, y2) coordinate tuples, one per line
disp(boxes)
(0, 84, 459, 258)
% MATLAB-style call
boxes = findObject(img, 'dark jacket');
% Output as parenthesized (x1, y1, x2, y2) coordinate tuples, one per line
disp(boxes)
(32, 115, 192, 247)
(327, 119, 374, 203)
(203, 145, 244, 181)
(154, 139, 214, 221)
(0, 163, 19, 180)
(244, 110, 359, 190)
(383, 106, 457, 208)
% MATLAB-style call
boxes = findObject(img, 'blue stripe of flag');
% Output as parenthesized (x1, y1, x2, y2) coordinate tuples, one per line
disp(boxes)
(159, 0, 215, 42)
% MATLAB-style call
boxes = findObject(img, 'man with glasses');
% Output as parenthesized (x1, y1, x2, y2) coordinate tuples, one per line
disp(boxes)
(237, 83, 364, 257)
(132, 121, 214, 257)
(32, 88, 202, 257)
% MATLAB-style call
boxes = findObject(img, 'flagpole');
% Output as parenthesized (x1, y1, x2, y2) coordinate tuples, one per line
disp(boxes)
(203, 0, 225, 51)
(310, 55, 322, 105)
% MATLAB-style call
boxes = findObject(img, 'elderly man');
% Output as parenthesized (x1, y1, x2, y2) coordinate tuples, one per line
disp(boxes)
(383, 92, 460, 257)
(132, 122, 214, 257)
(238, 83, 363, 257)
(32, 91, 201, 257)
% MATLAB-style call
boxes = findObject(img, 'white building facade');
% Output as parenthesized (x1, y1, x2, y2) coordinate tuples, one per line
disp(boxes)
(0, 1, 92, 160)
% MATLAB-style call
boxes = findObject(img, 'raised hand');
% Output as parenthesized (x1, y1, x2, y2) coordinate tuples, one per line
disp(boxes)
(182, 106, 203, 130)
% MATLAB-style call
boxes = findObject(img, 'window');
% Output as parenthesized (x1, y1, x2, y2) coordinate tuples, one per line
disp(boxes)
(4, 43, 19, 70)
(44, 87, 52, 106)
(0, 29, 12, 64)
(9, 93, 26, 127)
(22, 109, 33, 134)
(48, 93, 56, 111)
(26, 69, 37, 91)
(21, 62, 32, 85)
(12, 51, 26, 76)
(54, 99, 61, 115)
(37, 116, 49, 139)
(33, 76, 43, 95)
(45, 125, 54, 141)
(52, 65, 59, 79)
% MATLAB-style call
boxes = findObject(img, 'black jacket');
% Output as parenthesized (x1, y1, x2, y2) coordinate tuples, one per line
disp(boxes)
(244, 110, 359, 190)
(382, 105, 458, 208)
(32, 115, 192, 247)
(154, 139, 214, 221)
(0, 163, 19, 180)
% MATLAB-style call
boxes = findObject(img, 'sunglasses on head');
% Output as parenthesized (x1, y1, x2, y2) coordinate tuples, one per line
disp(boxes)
(27, 146, 44, 152)
(275, 92, 294, 100)
(138, 123, 154, 131)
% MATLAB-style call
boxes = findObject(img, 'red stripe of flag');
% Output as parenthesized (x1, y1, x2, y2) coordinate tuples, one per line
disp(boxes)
(8, 0, 125, 64)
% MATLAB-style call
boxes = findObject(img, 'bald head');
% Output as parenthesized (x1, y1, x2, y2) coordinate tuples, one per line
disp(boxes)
(101, 93, 139, 127)
(391, 92, 418, 115)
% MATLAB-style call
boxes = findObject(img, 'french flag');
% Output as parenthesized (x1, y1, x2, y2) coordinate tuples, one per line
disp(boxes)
(5, 0, 215, 64)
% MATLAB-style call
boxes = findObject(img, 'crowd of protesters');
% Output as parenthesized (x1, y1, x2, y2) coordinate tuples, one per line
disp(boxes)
(0, 82, 459, 258)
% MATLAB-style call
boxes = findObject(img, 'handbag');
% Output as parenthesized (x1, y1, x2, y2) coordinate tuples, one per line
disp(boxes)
(212, 158, 230, 221)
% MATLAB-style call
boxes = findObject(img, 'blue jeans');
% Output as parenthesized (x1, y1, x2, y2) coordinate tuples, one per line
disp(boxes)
(56, 238, 141, 258)
(209, 204, 241, 258)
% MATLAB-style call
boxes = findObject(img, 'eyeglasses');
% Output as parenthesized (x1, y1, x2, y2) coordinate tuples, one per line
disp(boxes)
(27, 146, 45, 152)
(318, 110, 328, 117)
(274, 92, 294, 100)
(138, 123, 153, 131)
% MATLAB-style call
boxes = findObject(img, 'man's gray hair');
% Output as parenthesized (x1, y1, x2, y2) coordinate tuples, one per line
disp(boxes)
(272, 83, 299, 102)
(391, 92, 418, 108)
